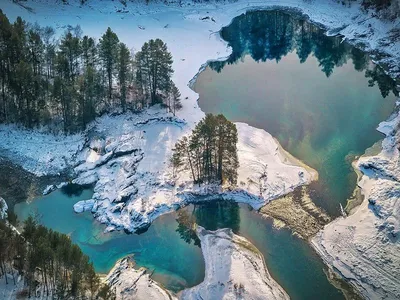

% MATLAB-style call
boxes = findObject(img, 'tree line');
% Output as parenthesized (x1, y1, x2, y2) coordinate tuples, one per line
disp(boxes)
(0, 214, 115, 299)
(0, 10, 182, 133)
(172, 114, 239, 185)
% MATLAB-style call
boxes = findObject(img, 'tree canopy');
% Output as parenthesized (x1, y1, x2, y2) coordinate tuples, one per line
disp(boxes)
(0, 215, 115, 299)
(172, 114, 239, 185)
(0, 11, 181, 133)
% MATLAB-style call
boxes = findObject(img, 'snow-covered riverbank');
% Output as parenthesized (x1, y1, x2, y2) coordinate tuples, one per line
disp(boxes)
(69, 108, 312, 233)
(181, 227, 289, 300)
(312, 111, 400, 299)
(106, 227, 289, 300)
(106, 256, 177, 300)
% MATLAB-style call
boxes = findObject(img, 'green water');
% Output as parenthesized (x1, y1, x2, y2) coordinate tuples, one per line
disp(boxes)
(15, 189, 344, 299)
(14, 188, 205, 292)
(194, 10, 398, 216)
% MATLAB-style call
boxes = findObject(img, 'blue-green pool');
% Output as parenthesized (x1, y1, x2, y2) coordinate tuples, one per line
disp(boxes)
(194, 10, 398, 216)
(15, 189, 344, 299)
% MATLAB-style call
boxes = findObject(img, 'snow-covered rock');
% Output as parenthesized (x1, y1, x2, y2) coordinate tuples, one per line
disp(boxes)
(43, 184, 57, 195)
(312, 111, 400, 300)
(106, 256, 177, 300)
(73, 199, 96, 213)
(0, 197, 8, 220)
(181, 227, 289, 300)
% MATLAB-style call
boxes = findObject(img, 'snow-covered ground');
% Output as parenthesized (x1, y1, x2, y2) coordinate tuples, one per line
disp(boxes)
(181, 226, 289, 300)
(0, 124, 84, 176)
(312, 111, 400, 300)
(70, 107, 312, 232)
(106, 256, 177, 300)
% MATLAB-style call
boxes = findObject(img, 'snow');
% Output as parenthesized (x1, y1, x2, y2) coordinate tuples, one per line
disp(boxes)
(181, 226, 289, 300)
(73, 199, 95, 213)
(0, 124, 84, 176)
(43, 184, 56, 195)
(312, 111, 400, 300)
(68, 108, 312, 232)
(106, 256, 177, 300)
(0, 197, 8, 220)
(236, 123, 316, 201)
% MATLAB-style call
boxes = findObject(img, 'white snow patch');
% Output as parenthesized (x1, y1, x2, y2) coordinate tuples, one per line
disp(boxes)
(73, 199, 95, 213)
(181, 226, 289, 300)
(0, 124, 84, 176)
(0, 197, 8, 220)
(106, 257, 177, 300)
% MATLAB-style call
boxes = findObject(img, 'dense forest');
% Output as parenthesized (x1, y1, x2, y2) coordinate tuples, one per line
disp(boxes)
(172, 114, 239, 185)
(0, 10, 182, 132)
(209, 10, 398, 99)
(0, 212, 115, 299)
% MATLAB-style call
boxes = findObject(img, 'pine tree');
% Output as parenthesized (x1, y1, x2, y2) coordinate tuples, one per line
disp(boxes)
(169, 81, 182, 116)
(172, 114, 239, 185)
(98, 27, 119, 105)
(117, 42, 131, 112)
(135, 38, 173, 106)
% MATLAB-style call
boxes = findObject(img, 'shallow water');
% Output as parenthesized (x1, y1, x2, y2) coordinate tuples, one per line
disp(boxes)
(15, 189, 344, 299)
(194, 10, 398, 216)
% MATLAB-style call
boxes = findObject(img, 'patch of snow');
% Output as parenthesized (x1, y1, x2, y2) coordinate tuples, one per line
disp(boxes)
(236, 123, 314, 201)
(312, 111, 400, 300)
(73, 199, 95, 213)
(43, 184, 56, 195)
(106, 256, 177, 300)
(181, 226, 289, 300)
(0, 124, 84, 176)
(0, 197, 8, 220)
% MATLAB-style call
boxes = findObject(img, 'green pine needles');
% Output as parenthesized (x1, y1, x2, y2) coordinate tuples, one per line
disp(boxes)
(172, 114, 239, 185)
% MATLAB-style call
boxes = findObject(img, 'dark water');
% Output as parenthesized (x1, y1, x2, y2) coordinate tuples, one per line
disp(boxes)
(194, 10, 398, 216)
(15, 189, 344, 299)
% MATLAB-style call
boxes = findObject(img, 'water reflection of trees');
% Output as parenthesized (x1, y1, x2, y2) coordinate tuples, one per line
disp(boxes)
(209, 10, 397, 98)
(175, 201, 240, 246)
